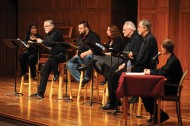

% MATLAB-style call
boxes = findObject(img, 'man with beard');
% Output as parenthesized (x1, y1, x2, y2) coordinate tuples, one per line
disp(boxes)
(67, 21, 101, 87)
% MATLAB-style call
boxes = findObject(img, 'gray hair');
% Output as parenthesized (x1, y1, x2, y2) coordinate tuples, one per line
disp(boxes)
(124, 21, 136, 31)
(139, 19, 151, 32)
(44, 20, 55, 27)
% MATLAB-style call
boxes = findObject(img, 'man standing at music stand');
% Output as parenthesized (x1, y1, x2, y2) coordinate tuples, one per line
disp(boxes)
(30, 20, 68, 99)
(66, 21, 101, 87)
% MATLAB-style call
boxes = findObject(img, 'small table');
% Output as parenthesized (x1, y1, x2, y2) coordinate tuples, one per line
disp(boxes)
(116, 72, 165, 125)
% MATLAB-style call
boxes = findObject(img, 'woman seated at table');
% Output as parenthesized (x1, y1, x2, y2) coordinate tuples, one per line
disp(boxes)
(19, 23, 43, 79)
(93, 25, 124, 84)
(143, 39, 183, 123)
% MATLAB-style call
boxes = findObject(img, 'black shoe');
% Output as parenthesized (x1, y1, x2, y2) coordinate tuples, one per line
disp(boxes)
(128, 96, 138, 104)
(77, 64, 90, 71)
(99, 79, 107, 85)
(30, 92, 44, 99)
(147, 117, 153, 122)
(82, 78, 90, 87)
(154, 112, 169, 124)
(77, 60, 97, 71)
(101, 102, 116, 110)
(117, 100, 122, 106)
(22, 73, 29, 79)
(53, 72, 59, 81)
(32, 76, 38, 81)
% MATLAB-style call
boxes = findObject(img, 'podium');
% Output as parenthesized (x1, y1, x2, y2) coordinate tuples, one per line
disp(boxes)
(3, 39, 27, 97)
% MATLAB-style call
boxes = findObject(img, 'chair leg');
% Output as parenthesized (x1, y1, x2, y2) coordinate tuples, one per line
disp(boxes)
(105, 83, 109, 103)
(176, 101, 183, 125)
(84, 81, 88, 101)
(136, 97, 142, 117)
(58, 64, 64, 99)
(101, 82, 108, 106)
(28, 67, 32, 96)
(20, 76, 24, 93)
(67, 70, 72, 99)
(129, 104, 134, 115)
(153, 98, 157, 123)
(77, 71, 84, 101)
(49, 75, 54, 98)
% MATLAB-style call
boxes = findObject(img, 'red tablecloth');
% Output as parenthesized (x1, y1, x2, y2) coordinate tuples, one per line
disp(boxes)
(116, 72, 165, 98)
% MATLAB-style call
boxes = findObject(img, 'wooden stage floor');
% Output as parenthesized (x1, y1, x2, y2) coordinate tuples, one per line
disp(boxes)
(0, 76, 190, 126)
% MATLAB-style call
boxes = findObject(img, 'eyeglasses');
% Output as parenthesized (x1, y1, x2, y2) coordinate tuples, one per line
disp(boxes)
(138, 26, 145, 29)
(123, 28, 131, 31)
(43, 25, 51, 28)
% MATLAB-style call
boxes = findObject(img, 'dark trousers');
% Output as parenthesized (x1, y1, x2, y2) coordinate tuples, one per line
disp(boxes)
(19, 52, 38, 78)
(107, 67, 126, 102)
(142, 83, 178, 115)
(106, 65, 145, 103)
(38, 53, 66, 94)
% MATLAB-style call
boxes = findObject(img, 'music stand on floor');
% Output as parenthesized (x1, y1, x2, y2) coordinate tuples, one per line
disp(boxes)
(81, 42, 103, 106)
(3, 39, 27, 97)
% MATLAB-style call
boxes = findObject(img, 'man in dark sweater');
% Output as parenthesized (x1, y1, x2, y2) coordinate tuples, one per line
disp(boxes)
(31, 20, 68, 99)
(67, 21, 101, 87)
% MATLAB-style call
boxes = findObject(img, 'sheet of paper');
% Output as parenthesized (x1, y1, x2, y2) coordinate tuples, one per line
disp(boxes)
(126, 72, 145, 75)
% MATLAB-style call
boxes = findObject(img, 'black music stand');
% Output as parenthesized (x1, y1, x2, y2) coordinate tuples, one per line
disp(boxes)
(80, 41, 103, 106)
(3, 39, 27, 97)
(27, 42, 51, 63)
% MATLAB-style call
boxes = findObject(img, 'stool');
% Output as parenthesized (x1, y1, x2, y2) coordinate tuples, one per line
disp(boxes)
(66, 70, 73, 99)
(49, 63, 72, 99)
(77, 69, 99, 101)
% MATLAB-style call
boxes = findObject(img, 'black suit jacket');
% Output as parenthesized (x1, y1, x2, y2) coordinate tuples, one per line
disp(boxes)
(150, 53, 183, 95)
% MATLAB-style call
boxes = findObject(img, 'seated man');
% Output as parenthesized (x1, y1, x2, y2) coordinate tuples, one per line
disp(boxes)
(143, 39, 183, 123)
(102, 20, 154, 110)
(67, 21, 101, 87)
(31, 20, 68, 99)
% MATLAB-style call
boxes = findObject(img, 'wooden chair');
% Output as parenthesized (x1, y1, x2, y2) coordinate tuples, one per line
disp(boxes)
(49, 62, 72, 99)
(77, 69, 100, 101)
(154, 70, 188, 125)
(20, 66, 38, 96)
(20, 67, 31, 96)
(56, 25, 73, 43)
(20, 53, 51, 97)
(49, 63, 65, 99)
